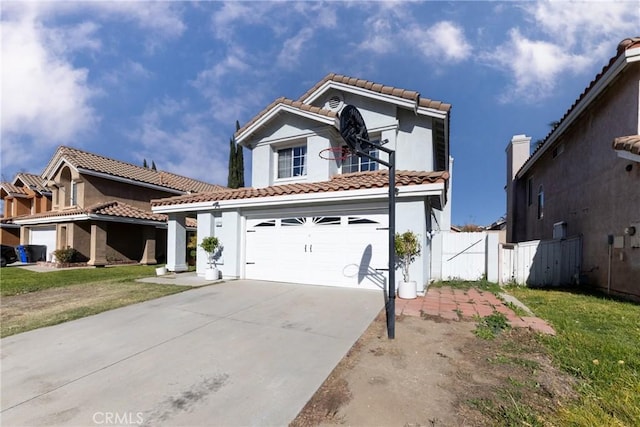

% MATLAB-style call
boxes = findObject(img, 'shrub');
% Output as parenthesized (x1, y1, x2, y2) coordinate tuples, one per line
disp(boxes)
(53, 247, 80, 263)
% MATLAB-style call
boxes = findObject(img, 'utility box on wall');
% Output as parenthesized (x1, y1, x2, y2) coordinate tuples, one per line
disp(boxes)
(626, 223, 640, 249)
(553, 221, 567, 240)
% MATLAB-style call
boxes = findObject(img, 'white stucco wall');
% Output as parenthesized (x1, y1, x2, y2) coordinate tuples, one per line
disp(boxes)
(395, 199, 428, 292)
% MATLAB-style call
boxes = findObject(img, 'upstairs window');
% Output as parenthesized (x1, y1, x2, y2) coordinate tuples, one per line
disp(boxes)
(537, 185, 544, 219)
(70, 181, 78, 206)
(278, 146, 307, 178)
(342, 145, 379, 174)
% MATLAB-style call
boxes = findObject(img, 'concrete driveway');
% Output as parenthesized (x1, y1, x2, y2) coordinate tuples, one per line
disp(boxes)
(1, 280, 383, 426)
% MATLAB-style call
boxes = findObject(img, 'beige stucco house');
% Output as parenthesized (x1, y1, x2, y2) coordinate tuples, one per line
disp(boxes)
(13, 146, 223, 265)
(506, 37, 640, 300)
(1, 173, 52, 246)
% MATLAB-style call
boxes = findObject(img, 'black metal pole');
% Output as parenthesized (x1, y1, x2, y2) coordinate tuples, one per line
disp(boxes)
(353, 140, 396, 339)
(387, 151, 395, 339)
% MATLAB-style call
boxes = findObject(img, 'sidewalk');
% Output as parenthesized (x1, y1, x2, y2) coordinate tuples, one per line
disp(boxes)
(396, 286, 555, 335)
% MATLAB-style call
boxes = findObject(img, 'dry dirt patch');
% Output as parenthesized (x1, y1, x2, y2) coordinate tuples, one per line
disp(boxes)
(292, 311, 576, 426)
(1, 282, 183, 337)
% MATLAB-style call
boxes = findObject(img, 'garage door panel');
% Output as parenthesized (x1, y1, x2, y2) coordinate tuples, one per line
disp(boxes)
(245, 214, 388, 289)
(29, 226, 57, 261)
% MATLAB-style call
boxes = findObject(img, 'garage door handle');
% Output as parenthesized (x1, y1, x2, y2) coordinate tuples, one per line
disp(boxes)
(310, 244, 312, 252)
(304, 244, 307, 252)
(246, 262, 255, 265)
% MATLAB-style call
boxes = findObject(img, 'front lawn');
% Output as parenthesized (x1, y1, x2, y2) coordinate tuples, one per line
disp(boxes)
(1, 265, 186, 337)
(1, 264, 162, 296)
(510, 287, 640, 426)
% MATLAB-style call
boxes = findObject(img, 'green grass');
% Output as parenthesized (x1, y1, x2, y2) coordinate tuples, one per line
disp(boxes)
(474, 311, 511, 339)
(1, 265, 187, 337)
(1, 265, 160, 296)
(508, 287, 640, 426)
(1, 281, 186, 337)
(431, 278, 502, 293)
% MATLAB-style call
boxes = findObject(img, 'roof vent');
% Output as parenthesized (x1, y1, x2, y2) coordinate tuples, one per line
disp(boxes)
(325, 95, 343, 111)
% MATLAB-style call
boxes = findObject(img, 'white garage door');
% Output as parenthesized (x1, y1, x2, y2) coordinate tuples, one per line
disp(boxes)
(30, 226, 57, 261)
(245, 214, 388, 290)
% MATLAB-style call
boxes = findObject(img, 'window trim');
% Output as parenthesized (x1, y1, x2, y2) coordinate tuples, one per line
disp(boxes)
(276, 145, 307, 179)
(537, 185, 544, 220)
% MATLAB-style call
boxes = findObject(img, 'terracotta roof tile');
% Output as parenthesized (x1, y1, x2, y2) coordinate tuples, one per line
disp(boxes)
(15, 173, 48, 193)
(613, 135, 640, 155)
(152, 170, 449, 207)
(235, 97, 336, 138)
(45, 146, 225, 194)
(0, 182, 29, 196)
(14, 201, 167, 223)
(298, 73, 451, 112)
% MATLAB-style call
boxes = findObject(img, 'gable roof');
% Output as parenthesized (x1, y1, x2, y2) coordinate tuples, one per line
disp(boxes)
(1, 173, 50, 198)
(152, 170, 449, 207)
(299, 73, 451, 113)
(14, 173, 49, 193)
(41, 146, 226, 194)
(235, 97, 337, 144)
(235, 73, 451, 145)
(11, 200, 196, 228)
(517, 37, 640, 178)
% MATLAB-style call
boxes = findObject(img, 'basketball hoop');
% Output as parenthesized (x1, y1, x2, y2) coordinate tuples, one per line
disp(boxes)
(318, 146, 352, 161)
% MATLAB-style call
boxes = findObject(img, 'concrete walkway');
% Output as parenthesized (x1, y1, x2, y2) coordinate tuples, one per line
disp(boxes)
(396, 286, 555, 335)
(1, 280, 383, 426)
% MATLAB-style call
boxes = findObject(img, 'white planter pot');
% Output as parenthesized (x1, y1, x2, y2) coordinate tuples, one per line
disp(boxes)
(398, 280, 417, 299)
(205, 268, 218, 281)
(155, 266, 167, 276)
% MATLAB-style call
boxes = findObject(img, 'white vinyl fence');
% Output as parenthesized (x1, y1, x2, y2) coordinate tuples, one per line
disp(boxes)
(440, 232, 499, 282)
(500, 237, 582, 286)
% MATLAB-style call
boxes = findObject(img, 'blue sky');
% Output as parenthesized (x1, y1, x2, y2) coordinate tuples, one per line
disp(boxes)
(2, 1, 638, 226)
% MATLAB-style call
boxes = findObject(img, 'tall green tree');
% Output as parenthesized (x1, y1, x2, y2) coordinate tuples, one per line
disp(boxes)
(227, 136, 238, 188)
(143, 159, 148, 168)
(151, 160, 157, 171)
(227, 120, 244, 188)
(234, 120, 244, 187)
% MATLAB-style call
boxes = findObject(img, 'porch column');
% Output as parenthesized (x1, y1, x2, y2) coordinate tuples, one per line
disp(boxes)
(196, 212, 215, 277)
(88, 222, 108, 266)
(140, 226, 157, 265)
(167, 213, 188, 272)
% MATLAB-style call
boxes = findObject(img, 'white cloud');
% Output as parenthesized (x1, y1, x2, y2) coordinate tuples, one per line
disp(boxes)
(1, 13, 98, 163)
(407, 21, 471, 62)
(277, 28, 314, 69)
(133, 98, 228, 185)
(483, 1, 639, 103)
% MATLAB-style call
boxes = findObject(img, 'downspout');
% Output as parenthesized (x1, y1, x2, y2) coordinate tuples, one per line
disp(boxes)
(607, 234, 613, 294)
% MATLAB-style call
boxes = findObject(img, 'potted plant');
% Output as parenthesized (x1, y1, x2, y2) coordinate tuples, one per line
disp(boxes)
(200, 236, 221, 280)
(395, 231, 421, 299)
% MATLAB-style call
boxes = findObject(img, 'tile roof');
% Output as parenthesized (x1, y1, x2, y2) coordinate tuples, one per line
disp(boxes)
(0, 182, 29, 196)
(613, 135, 640, 155)
(527, 37, 640, 161)
(1, 173, 49, 197)
(152, 170, 449, 207)
(15, 173, 48, 193)
(44, 146, 226, 194)
(235, 97, 337, 138)
(298, 73, 452, 112)
(14, 201, 167, 223)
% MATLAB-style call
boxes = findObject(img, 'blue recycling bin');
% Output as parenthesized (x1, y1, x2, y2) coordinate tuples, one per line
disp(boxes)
(16, 245, 29, 263)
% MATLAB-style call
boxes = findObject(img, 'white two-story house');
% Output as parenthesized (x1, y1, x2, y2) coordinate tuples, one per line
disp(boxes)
(153, 74, 452, 292)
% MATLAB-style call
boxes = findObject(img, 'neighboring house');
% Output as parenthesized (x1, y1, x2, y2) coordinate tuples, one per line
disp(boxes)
(13, 146, 223, 265)
(506, 37, 640, 299)
(153, 73, 452, 292)
(0, 173, 52, 246)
